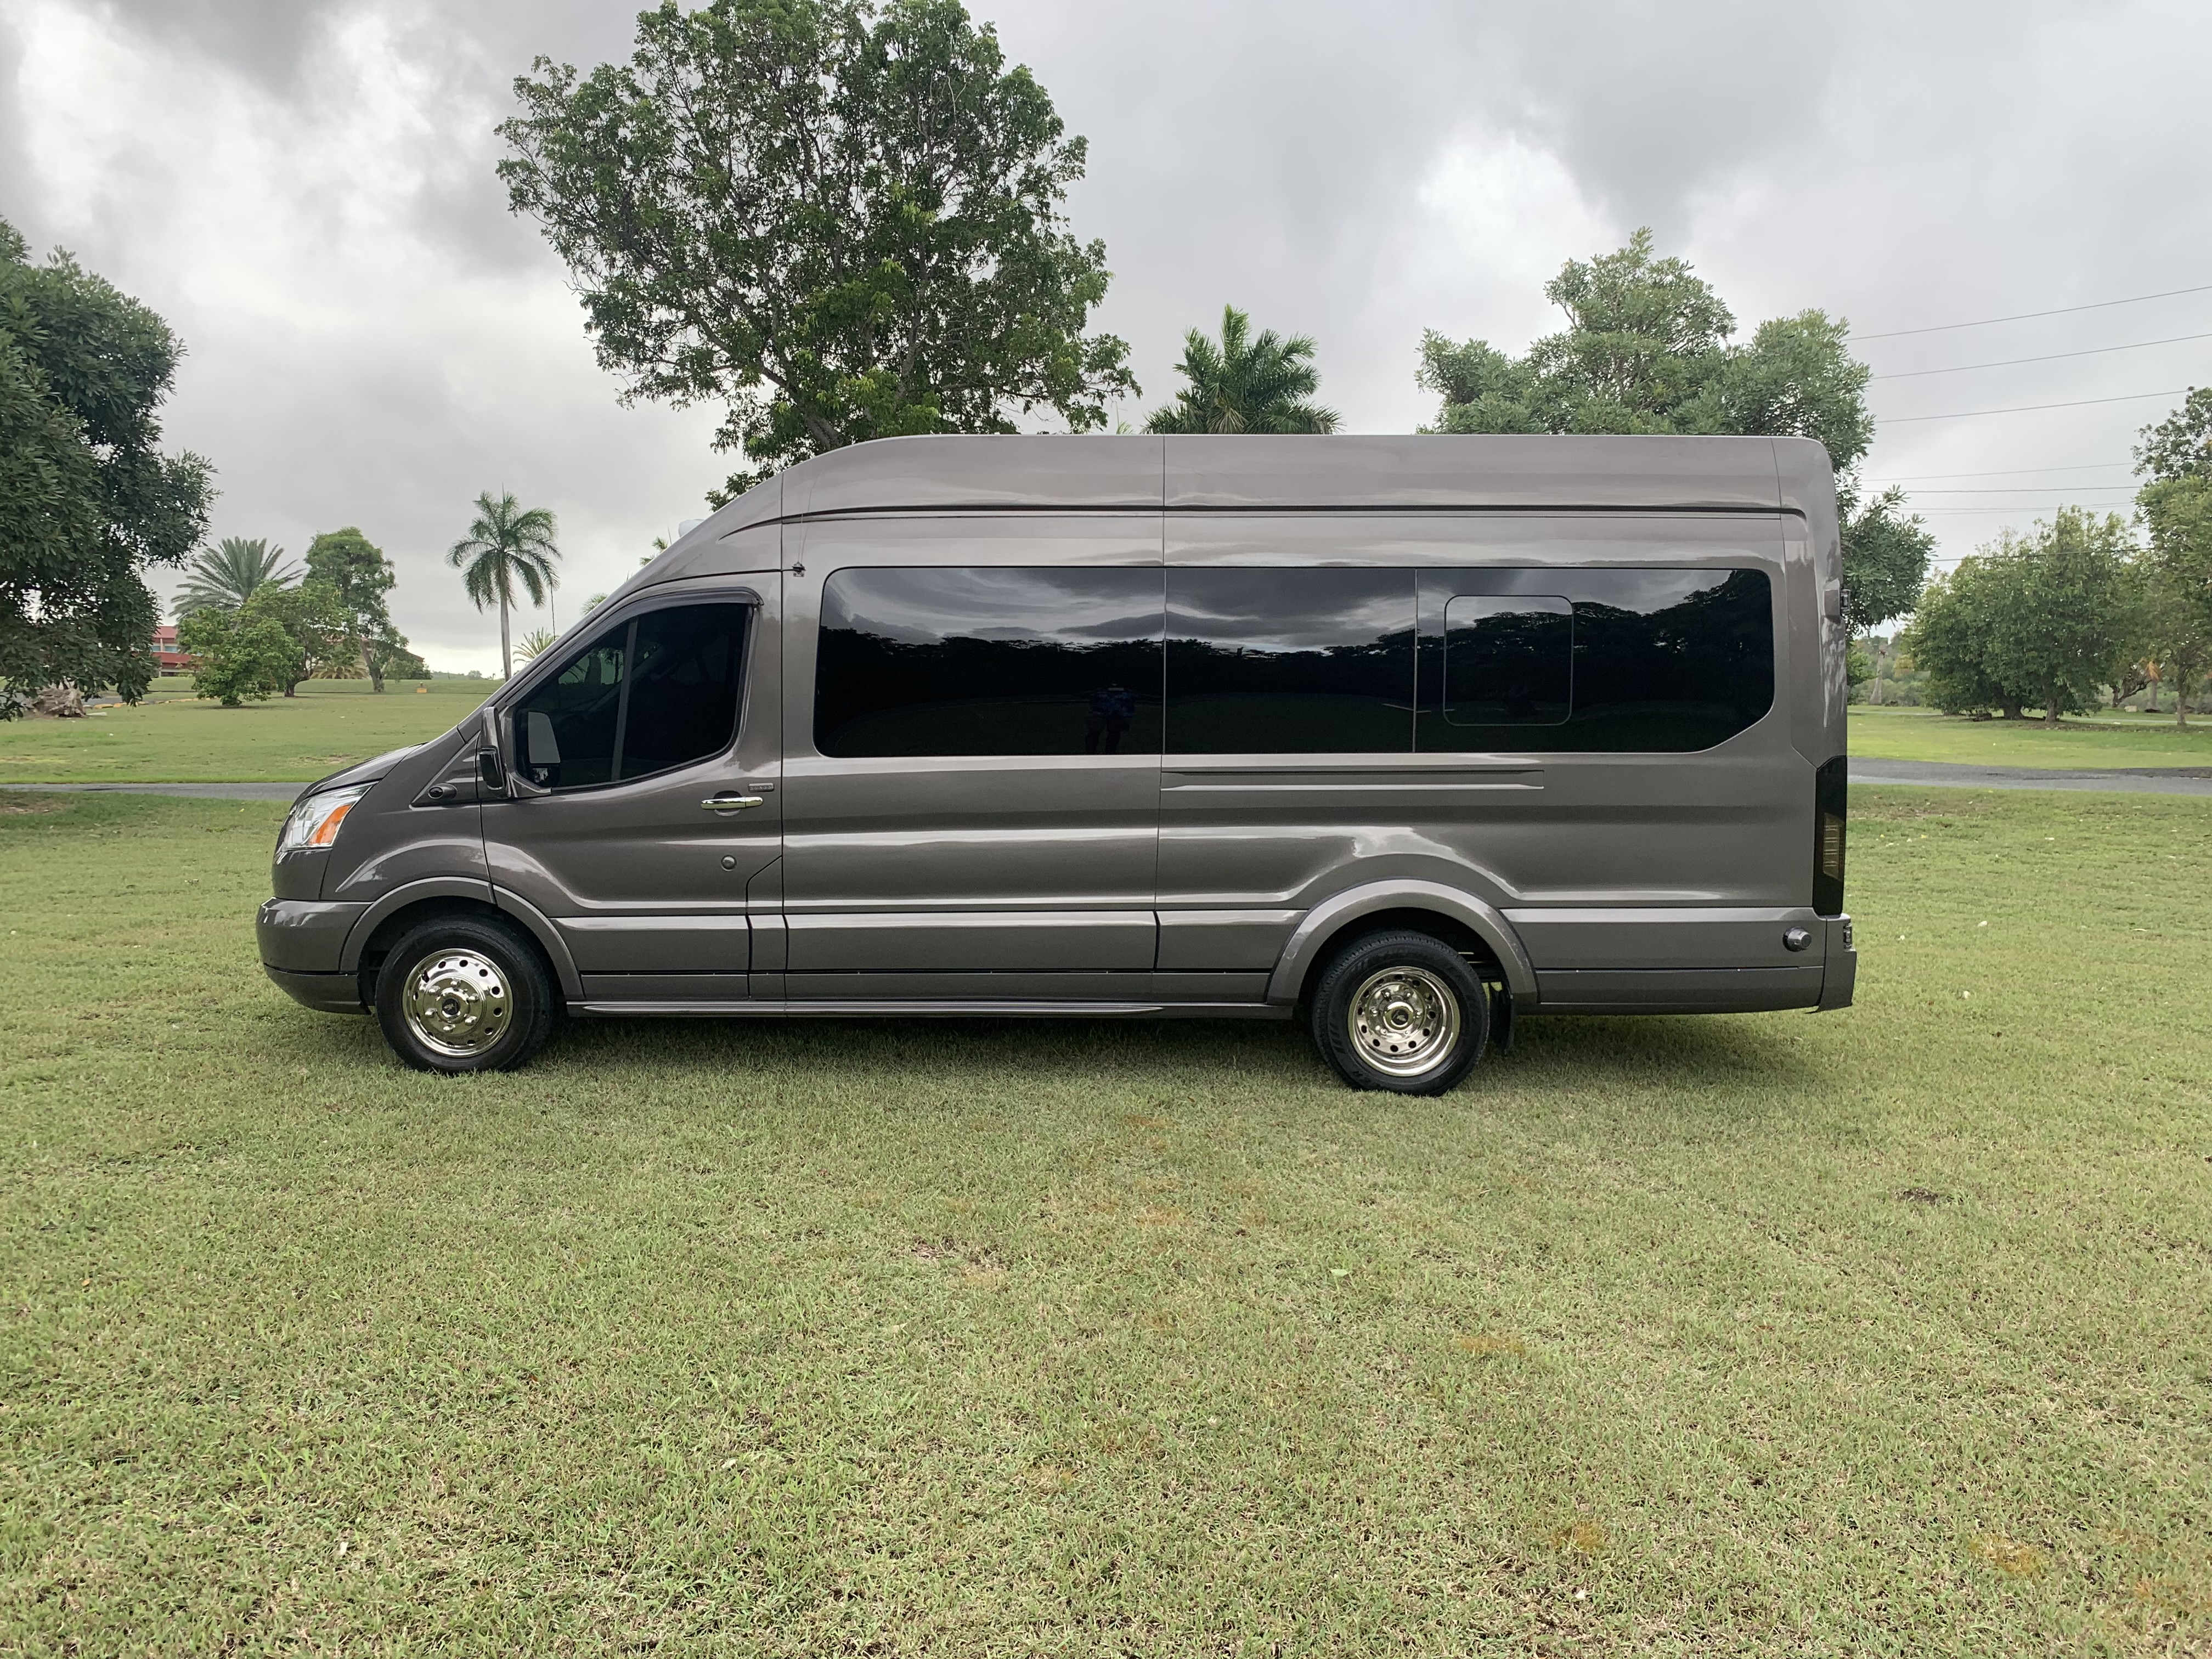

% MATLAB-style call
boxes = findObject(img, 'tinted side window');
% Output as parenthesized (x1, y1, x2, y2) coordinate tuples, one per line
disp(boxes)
(514, 602, 749, 790)
(1418, 568, 1774, 752)
(620, 604, 748, 778)
(1167, 569, 1415, 753)
(1567, 569, 1773, 750)
(516, 625, 625, 790)
(1443, 595, 1571, 725)
(814, 568, 1164, 758)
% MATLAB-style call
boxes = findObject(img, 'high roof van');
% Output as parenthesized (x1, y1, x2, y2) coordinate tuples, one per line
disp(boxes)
(258, 433, 1854, 1093)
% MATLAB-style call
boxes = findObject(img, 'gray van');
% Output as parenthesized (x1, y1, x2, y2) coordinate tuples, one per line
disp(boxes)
(257, 433, 1854, 1093)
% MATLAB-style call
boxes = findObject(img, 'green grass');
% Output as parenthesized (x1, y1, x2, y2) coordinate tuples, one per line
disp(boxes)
(0, 682, 489, 783)
(1849, 704, 2212, 769)
(2, 789, 2208, 1653)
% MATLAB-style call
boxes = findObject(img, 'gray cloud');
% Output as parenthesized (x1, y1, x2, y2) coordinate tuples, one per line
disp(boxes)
(2, 0, 2206, 668)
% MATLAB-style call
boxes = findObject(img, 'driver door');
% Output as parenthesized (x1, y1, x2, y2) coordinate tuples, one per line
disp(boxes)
(482, 578, 782, 1001)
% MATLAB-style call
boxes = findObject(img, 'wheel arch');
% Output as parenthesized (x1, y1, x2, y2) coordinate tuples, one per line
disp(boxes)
(341, 879, 582, 1000)
(1265, 881, 1537, 1007)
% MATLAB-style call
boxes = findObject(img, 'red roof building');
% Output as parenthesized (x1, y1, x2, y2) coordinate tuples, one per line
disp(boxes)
(153, 624, 194, 673)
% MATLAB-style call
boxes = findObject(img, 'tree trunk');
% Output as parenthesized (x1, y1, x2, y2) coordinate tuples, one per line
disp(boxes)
(2001, 702, 2024, 720)
(499, 583, 512, 682)
(2045, 697, 2061, 724)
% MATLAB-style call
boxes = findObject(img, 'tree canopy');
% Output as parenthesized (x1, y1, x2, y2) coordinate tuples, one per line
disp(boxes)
(0, 218, 213, 708)
(499, 0, 1136, 502)
(1145, 306, 1339, 435)
(2136, 388, 2212, 724)
(304, 526, 411, 691)
(1418, 230, 1930, 634)
(1904, 509, 2143, 722)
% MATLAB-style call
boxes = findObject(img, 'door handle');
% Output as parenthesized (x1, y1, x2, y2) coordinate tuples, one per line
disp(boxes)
(701, 794, 765, 813)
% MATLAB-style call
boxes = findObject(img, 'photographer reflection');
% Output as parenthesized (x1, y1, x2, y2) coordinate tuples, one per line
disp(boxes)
(1084, 681, 1136, 753)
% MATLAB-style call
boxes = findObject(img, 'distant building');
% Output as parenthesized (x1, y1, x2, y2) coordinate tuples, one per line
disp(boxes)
(153, 624, 194, 673)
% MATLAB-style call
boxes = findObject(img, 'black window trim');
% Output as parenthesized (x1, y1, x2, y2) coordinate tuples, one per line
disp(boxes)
(493, 585, 761, 795)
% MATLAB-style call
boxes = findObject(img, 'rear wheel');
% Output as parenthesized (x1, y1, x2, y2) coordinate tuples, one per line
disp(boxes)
(373, 914, 557, 1073)
(1309, 929, 1489, 1094)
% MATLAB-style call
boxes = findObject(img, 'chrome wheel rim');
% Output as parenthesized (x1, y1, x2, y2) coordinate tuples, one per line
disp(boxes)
(1347, 966, 1460, 1078)
(400, 948, 513, 1059)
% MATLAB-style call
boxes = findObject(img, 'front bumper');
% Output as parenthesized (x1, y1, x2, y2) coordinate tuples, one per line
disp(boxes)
(257, 898, 368, 974)
(263, 964, 367, 1015)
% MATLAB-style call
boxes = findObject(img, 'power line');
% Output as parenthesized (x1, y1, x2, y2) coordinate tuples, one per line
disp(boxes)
(1850, 283, 2212, 342)
(1868, 331, 2212, 380)
(1881, 390, 2188, 423)
(1864, 462, 2131, 481)
(1893, 487, 2138, 496)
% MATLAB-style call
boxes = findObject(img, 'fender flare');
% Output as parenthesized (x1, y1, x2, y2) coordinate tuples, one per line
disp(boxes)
(337, 878, 584, 999)
(1265, 880, 1538, 1006)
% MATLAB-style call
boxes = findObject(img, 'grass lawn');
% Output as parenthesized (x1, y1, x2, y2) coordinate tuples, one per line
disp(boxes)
(2, 788, 2207, 1654)
(0, 682, 489, 784)
(1849, 705, 2212, 769)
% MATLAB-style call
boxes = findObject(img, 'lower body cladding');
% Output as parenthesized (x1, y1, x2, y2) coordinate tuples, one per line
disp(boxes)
(259, 896, 1857, 1019)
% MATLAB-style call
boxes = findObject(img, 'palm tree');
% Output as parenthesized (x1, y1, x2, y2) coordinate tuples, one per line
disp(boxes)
(513, 627, 558, 666)
(175, 537, 297, 617)
(447, 491, 559, 679)
(1144, 306, 1340, 435)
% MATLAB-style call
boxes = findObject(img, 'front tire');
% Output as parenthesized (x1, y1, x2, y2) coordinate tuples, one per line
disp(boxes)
(1309, 929, 1489, 1094)
(373, 914, 556, 1074)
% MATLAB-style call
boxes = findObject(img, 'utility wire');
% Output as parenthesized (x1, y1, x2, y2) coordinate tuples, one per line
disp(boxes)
(1881, 390, 2188, 422)
(1868, 331, 2212, 379)
(1850, 283, 2212, 341)
(1864, 462, 2131, 481)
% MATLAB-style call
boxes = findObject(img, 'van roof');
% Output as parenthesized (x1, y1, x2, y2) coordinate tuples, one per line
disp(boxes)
(640, 433, 1835, 591)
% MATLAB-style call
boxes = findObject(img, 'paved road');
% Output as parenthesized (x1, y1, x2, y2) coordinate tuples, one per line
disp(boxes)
(8, 765, 2212, 802)
(2, 781, 304, 801)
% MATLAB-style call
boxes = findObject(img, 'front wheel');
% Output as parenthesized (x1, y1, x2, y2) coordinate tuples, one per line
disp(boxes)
(373, 914, 557, 1074)
(1309, 929, 1489, 1094)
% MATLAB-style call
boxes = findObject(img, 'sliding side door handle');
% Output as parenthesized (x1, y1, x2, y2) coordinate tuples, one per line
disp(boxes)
(701, 793, 765, 813)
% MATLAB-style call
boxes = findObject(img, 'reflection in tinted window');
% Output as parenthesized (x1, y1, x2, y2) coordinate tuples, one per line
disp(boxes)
(516, 624, 625, 789)
(619, 604, 748, 778)
(1443, 595, 1571, 725)
(1419, 567, 1773, 752)
(814, 568, 1164, 758)
(1167, 569, 1415, 753)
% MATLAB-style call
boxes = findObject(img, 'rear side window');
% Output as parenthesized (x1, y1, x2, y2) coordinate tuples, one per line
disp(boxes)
(515, 602, 749, 789)
(814, 567, 1164, 757)
(1443, 595, 1571, 725)
(1424, 568, 1773, 752)
(1167, 569, 1415, 753)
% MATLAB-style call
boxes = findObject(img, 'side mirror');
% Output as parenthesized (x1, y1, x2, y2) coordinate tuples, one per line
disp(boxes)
(476, 747, 506, 792)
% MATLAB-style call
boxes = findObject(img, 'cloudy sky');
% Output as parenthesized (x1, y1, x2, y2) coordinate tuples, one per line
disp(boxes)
(3, 0, 2207, 670)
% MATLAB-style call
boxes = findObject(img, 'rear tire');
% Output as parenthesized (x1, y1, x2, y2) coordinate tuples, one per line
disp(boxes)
(1309, 929, 1489, 1094)
(373, 913, 557, 1074)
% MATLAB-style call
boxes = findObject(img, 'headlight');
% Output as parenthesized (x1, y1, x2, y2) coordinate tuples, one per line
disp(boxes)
(278, 785, 371, 854)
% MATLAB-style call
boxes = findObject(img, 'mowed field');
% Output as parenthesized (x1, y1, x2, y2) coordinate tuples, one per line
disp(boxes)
(1, 787, 2207, 1654)
(1849, 706, 2212, 769)
(0, 681, 489, 785)
(7, 686, 2212, 785)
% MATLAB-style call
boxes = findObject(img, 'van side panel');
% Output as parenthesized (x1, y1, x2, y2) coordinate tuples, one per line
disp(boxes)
(1158, 513, 1821, 1008)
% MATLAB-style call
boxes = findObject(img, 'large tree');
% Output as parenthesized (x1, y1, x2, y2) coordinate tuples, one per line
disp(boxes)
(448, 491, 560, 680)
(303, 526, 411, 691)
(2135, 392, 2212, 724)
(1418, 230, 1933, 636)
(1905, 509, 2143, 723)
(498, 0, 1137, 502)
(1146, 306, 1339, 435)
(0, 219, 213, 710)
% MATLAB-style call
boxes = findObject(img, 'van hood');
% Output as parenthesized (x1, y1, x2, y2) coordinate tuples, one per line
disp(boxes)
(298, 738, 435, 799)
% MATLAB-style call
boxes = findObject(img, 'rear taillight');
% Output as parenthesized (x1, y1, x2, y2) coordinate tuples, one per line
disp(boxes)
(1814, 755, 1846, 916)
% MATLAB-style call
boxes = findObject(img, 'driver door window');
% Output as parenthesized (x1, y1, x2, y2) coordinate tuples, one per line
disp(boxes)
(515, 603, 750, 789)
